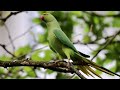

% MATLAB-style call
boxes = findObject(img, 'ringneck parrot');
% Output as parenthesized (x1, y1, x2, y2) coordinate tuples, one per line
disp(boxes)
(40, 13, 120, 79)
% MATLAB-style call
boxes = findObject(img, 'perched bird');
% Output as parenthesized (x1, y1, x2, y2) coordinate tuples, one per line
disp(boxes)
(40, 13, 120, 79)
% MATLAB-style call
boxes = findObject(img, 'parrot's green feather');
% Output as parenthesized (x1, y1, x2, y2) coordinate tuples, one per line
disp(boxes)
(53, 29, 78, 53)
(54, 29, 90, 58)
(85, 66, 102, 78)
(78, 66, 92, 77)
(41, 13, 120, 79)
(78, 51, 90, 58)
(49, 45, 56, 53)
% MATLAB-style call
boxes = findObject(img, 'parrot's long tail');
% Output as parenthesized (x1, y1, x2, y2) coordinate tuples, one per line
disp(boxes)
(90, 61, 120, 77)
(77, 65, 102, 78)
(74, 52, 120, 78)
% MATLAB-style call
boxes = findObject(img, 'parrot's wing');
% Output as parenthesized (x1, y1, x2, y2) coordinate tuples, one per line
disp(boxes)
(53, 29, 90, 58)
(53, 29, 77, 52)
(78, 51, 90, 58)
(49, 45, 56, 53)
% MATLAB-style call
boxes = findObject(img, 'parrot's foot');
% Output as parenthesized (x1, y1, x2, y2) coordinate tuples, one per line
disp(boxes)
(53, 59, 65, 64)
(67, 60, 72, 69)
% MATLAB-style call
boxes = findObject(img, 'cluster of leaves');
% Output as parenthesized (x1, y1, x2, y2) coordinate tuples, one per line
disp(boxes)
(0, 11, 120, 79)
(79, 11, 120, 74)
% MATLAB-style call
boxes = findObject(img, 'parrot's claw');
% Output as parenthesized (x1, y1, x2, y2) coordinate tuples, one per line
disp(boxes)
(67, 60, 72, 68)
(53, 60, 65, 64)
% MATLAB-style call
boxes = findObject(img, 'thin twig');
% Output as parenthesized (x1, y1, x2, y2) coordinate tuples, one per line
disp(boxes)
(86, 44, 94, 51)
(12, 45, 48, 60)
(0, 11, 25, 22)
(31, 45, 48, 52)
(73, 34, 119, 45)
(6, 25, 38, 46)
(0, 44, 16, 57)
(68, 73, 76, 79)
(4, 23, 15, 52)
(90, 24, 93, 32)
(91, 30, 120, 61)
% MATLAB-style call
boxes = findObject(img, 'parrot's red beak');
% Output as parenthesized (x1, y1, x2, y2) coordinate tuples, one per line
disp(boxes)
(40, 16, 44, 21)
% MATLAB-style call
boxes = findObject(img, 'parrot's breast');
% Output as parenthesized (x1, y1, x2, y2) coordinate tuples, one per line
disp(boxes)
(48, 32, 66, 58)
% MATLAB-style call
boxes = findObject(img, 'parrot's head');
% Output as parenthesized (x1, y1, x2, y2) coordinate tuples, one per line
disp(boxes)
(40, 13, 55, 22)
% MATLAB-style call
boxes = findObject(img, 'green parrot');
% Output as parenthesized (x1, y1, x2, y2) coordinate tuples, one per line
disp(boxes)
(40, 13, 120, 79)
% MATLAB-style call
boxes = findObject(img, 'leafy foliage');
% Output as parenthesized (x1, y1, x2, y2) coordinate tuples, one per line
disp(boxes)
(15, 45, 32, 57)
(31, 49, 55, 62)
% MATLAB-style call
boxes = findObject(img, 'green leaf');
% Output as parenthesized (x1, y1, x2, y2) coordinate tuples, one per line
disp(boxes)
(83, 35, 91, 43)
(23, 66, 36, 77)
(38, 32, 48, 43)
(0, 55, 11, 61)
(31, 51, 43, 61)
(32, 18, 41, 24)
(94, 58, 103, 75)
(96, 57, 104, 66)
(112, 18, 120, 27)
(44, 50, 55, 61)
(73, 76, 80, 79)
(71, 11, 82, 17)
(31, 49, 55, 62)
(94, 17, 99, 24)
(15, 45, 31, 56)
(110, 66, 116, 72)
(107, 11, 118, 15)
(0, 68, 5, 74)
(103, 59, 117, 72)
(11, 67, 20, 74)
(56, 73, 71, 79)
(84, 27, 90, 33)
(103, 59, 112, 65)
(46, 69, 54, 74)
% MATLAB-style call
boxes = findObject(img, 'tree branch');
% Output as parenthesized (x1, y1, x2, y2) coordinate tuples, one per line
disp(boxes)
(91, 30, 120, 61)
(68, 63, 86, 79)
(0, 11, 26, 22)
(0, 59, 88, 79)
(0, 60, 72, 73)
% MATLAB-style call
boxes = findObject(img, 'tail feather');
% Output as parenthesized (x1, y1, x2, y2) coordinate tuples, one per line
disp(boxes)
(90, 63, 120, 77)
(86, 66, 102, 78)
(78, 66, 94, 77)
(74, 52, 120, 78)
(87, 59, 120, 77)
(78, 66, 88, 76)
(78, 51, 90, 58)
(78, 65, 102, 78)
(83, 66, 95, 77)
